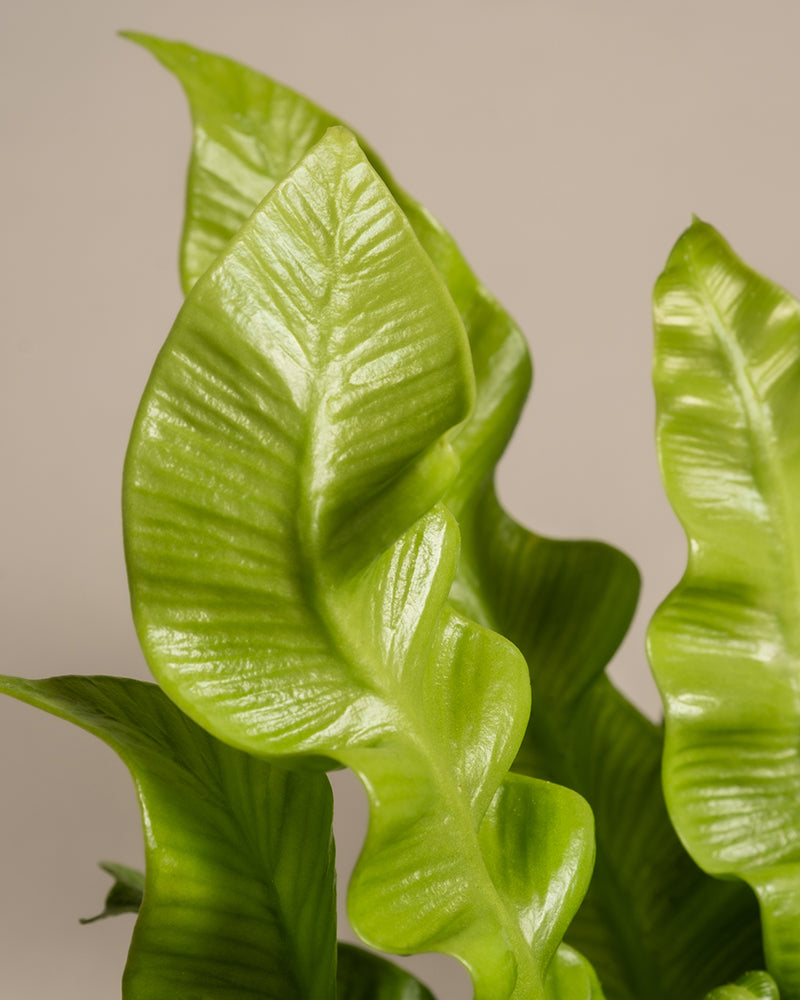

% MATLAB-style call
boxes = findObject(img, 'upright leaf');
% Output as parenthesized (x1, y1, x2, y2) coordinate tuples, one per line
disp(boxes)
(650, 218, 800, 998)
(124, 129, 596, 999)
(123, 35, 763, 996)
(464, 486, 763, 1000)
(122, 31, 533, 504)
(0, 675, 337, 1000)
(336, 944, 438, 1000)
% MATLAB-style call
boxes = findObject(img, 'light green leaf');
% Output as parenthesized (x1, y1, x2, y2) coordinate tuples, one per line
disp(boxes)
(545, 945, 607, 999)
(80, 861, 145, 923)
(0, 675, 337, 1000)
(704, 971, 780, 1000)
(649, 218, 800, 998)
(127, 34, 757, 997)
(461, 484, 763, 1000)
(122, 32, 532, 515)
(124, 129, 594, 998)
(123, 36, 771, 995)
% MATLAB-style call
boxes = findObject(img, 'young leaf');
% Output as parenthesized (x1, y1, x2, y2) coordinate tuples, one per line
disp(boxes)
(124, 129, 595, 998)
(80, 862, 145, 923)
(650, 218, 800, 998)
(122, 31, 533, 505)
(0, 675, 337, 1000)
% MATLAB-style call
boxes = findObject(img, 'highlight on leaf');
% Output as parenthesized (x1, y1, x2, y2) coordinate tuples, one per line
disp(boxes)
(123, 124, 599, 998)
(650, 217, 800, 998)
(4, 28, 796, 1000)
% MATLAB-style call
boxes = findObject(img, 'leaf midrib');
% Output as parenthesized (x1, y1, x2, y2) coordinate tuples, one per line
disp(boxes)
(295, 407, 542, 997)
(687, 242, 800, 661)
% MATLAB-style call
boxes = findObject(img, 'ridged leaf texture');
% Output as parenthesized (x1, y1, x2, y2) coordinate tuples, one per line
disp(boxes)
(650, 218, 800, 997)
(124, 128, 596, 999)
(121, 31, 533, 509)
(0, 675, 337, 1000)
(462, 484, 764, 1000)
(123, 35, 769, 998)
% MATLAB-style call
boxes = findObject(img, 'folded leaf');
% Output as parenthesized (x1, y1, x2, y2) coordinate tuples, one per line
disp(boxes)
(122, 32, 533, 508)
(124, 129, 595, 999)
(464, 484, 764, 1000)
(0, 675, 337, 1000)
(650, 218, 800, 997)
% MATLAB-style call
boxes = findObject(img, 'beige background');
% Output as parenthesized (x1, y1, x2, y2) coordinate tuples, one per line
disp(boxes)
(2, 0, 799, 996)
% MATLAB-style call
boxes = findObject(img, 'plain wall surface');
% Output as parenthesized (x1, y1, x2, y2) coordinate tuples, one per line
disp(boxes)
(2, 1, 799, 996)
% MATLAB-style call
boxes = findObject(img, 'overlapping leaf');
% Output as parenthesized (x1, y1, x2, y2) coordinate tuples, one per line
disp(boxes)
(124, 35, 768, 997)
(0, 675, 337, 1000)
(462, 485, 764, 1000)
(124, 128, 596, 998)
(123, 31, 533, 504)
(650, 218, 800, 998)
(80, 862, 146, 923)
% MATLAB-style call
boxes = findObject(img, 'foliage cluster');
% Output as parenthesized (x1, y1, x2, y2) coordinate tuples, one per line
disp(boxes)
(3, 35, 799, 1000)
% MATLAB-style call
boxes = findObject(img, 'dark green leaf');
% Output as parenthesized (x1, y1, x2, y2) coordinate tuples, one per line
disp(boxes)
(0, 675, 337, 1000)
(80, 862, 145, 924)
(460, 483, 763, 1000)
(122, 31, 532, 520)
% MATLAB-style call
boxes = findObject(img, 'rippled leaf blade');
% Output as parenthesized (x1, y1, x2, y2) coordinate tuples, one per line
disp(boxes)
(650, 218, 800, 997)
(124, 122, 597, 998)
(461, 483, 763, 999)
(123, 31, 532, 513)
(125, 128, 472, 754)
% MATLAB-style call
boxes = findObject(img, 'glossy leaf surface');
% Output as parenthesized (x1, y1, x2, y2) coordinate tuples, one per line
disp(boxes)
(124, 35, 764, 996)
(464, 485, 763, 1000)
(124, 129, 595, 998)
(123, 32, 532, 513)
(650, 219, 800, 997)
(0, 675, 337, 1000)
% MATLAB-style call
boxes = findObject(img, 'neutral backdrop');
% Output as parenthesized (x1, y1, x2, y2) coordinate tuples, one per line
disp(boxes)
(2, 1, 799, 997)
